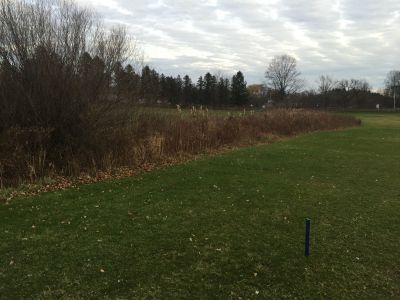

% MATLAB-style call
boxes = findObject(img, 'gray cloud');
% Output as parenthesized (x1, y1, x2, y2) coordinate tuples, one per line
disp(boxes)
(79, 0, 400, 89)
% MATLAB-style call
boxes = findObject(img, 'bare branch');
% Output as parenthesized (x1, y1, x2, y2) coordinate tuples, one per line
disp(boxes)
(265, 54, 303, 100)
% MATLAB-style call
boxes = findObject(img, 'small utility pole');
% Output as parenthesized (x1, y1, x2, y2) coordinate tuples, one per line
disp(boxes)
(393, 80, 400, 111)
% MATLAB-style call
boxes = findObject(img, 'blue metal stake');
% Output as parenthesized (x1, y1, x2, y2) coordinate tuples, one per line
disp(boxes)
(305, 218, 311, 257)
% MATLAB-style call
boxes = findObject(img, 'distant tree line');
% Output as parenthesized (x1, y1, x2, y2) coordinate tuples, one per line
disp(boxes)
(246, 54, 396, 109)
(113, 65, 249, 107)
(305, 74, 395, 109)
(248, 75, 394, 109)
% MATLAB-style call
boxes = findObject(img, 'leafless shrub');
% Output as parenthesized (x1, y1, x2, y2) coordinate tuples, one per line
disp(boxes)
(0, 0, 141, 145)
(0, 0, 144, 184)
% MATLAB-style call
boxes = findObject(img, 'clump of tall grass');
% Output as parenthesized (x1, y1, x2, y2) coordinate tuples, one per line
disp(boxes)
(0, 109, 360, 188)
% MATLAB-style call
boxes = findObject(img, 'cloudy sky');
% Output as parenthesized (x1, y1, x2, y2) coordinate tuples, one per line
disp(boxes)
(79, 0, 400, 89)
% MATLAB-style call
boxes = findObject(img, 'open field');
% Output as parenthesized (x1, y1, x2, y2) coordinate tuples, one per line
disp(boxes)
(0, 113, 399, 299)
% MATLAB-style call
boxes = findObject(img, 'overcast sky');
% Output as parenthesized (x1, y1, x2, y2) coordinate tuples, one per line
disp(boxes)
(79, 0, 400, 89)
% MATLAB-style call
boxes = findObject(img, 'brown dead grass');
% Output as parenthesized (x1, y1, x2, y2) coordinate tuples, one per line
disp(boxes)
(0, 108, 360, 201)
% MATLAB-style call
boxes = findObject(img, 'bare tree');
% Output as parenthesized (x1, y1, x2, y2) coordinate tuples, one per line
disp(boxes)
(316, 75, 335, 108)
(0, 0, 145, 165)
(265, 54, 303, 101)
(350, 79, 371, 107)
(317, 75, 335, 94)
(335, 79, 352, 108)
(384, 70, 400, 97)
(349, 79, 370, 92)
(0, 0, 142, 132)
(335, 78, 371, 108)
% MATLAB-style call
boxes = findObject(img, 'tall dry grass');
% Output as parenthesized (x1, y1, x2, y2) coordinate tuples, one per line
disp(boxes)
(0, 109, 360, 187)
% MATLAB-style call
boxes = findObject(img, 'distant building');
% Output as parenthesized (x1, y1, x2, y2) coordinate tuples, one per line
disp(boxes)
(248, 84, 267, 96)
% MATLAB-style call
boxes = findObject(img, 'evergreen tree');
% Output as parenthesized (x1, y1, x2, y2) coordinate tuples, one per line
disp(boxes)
(165, 76, 174, 103)
(175, 75, 183, 104)
(124, 64, 140, 101)
(141, 66, 160, 102)
(150, 69, 160, 101)
(217, 77, 230, 107)
(204, 72, 217, 106)
(113, 61, 127, 99)
(140, 66, 152, 101)
(160, 76, 179, 104)
(196, 76, 205, 104)
(231, 71, 248, 106)
(182, 75, 193, 104)
(159, 74, 167, 102)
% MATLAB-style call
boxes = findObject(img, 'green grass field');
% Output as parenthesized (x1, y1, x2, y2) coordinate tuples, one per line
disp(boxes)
(1, 113, 399, 299)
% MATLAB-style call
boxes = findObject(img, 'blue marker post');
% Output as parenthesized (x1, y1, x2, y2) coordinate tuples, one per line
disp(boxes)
(305, 218, 311, 257)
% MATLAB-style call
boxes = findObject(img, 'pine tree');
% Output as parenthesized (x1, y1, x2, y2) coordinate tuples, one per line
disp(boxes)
(231, 71, 248, 106)
(113, 61, 127, 99)
(217, 77, 231, 107)
(124, 64, 140, 101)
(159, 74, 167, 102)
(182, 75, 193, 104)
(196, 76, 205, 104)
(141, 66, 160, 102)
(175, 75, 183, 104)
(204, 72, 217, 106)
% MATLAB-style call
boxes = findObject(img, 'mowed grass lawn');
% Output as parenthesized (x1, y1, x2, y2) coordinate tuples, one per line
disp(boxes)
(1, 113, 399, 299)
